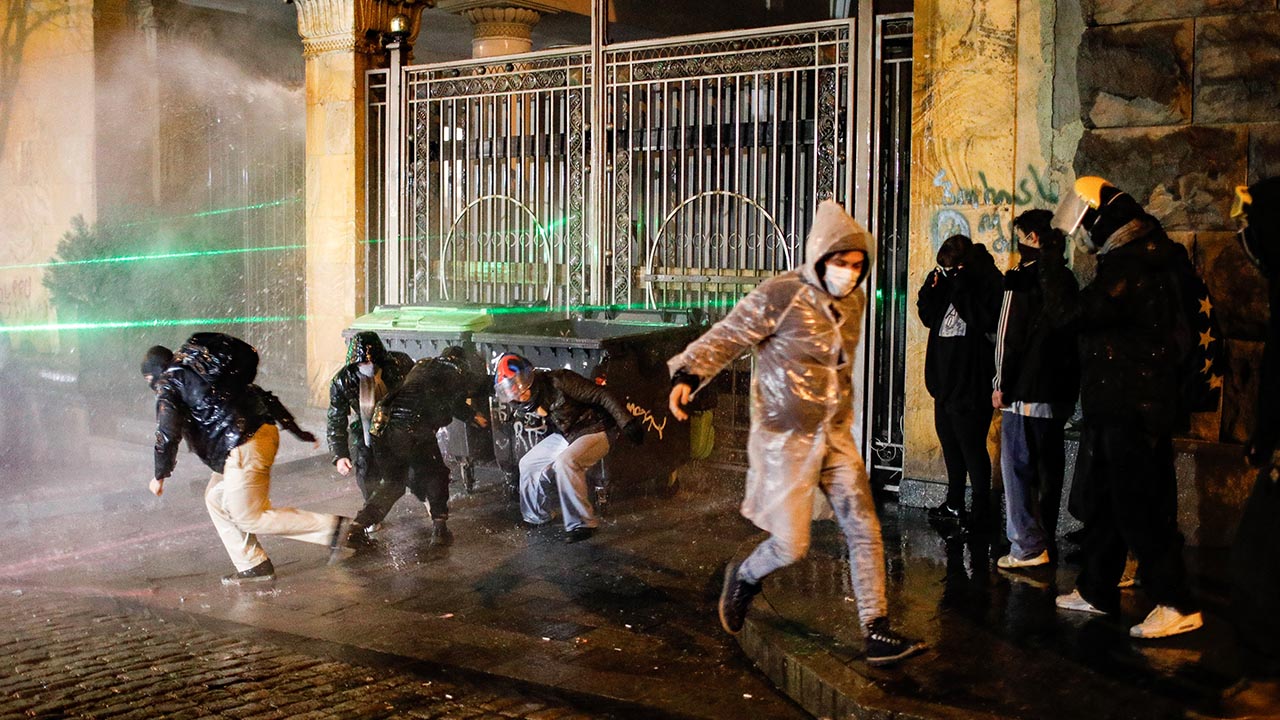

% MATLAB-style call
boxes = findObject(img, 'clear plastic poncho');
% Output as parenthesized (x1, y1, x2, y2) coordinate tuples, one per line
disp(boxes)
(668, 201, 874, 536)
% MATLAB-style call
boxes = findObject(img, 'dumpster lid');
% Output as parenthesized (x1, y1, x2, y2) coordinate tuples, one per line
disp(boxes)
(350, 305, 496, 332)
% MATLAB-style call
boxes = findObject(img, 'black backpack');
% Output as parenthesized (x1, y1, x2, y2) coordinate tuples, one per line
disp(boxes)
(173, 332, 259, 393)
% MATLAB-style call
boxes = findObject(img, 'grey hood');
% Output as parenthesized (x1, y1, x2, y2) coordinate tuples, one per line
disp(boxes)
(800, 200, 875, 291)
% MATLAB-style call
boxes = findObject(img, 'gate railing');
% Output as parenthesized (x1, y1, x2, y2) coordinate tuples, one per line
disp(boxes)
(369, 20, 861, 318)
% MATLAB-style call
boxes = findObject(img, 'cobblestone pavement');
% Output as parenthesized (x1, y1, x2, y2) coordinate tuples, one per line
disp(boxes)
(0, 589, 619, 720)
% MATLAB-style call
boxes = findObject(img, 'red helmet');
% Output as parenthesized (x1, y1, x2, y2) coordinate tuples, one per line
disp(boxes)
(494, 353, 534, 403)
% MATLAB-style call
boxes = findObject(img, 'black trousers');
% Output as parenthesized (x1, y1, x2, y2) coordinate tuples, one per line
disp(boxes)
(934, 403, 994, 525)
(1073, 421, 1197, 614)
(354, 426, 451, 528)
(1232, 462, 1280, 676)
(351, 440, 381, 501)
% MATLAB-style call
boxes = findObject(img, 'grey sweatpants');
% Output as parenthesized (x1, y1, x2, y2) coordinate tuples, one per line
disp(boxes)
(738, 447, 888, 625)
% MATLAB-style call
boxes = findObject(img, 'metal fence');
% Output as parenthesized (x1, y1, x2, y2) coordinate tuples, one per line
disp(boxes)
(368, 16, 910, 477)
(370, 21, 861, 317)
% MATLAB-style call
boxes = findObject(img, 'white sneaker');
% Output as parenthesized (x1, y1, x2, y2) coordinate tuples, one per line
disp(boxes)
(1129, 606, 1203, 639)
(1055, 589, 1106, 615)
(997, 550, 1050, 569)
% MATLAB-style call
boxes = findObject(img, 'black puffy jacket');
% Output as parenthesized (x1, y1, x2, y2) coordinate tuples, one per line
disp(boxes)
(326, 352, 413, 464)
(1066, 218, 1194, 433)
(373, 356, 491, 436)
(520, 369, 633, 443)
(153, 367, 312, 479)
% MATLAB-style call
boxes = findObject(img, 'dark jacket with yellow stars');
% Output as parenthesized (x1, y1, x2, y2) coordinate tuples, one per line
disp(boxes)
(1062, 217, 1213, 434)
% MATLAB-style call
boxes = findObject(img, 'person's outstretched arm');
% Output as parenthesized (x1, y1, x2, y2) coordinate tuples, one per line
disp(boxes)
(256, 385, 317, 443)
(667, 285, 785, 421)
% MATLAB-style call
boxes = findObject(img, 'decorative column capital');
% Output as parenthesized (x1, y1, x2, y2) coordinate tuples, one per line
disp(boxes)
(293, 0, 428, 58)
(437, 0, 562, 57)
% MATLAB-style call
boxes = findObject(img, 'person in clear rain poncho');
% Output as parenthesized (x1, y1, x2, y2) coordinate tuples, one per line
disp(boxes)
(667, 200, 925, 667)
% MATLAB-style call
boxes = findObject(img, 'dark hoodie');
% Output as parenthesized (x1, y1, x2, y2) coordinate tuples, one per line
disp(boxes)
(917, 241, 1004, 412)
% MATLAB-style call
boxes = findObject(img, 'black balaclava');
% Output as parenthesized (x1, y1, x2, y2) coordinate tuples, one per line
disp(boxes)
(141, 345, 174, 388)
(1086, 188, 1145, 251)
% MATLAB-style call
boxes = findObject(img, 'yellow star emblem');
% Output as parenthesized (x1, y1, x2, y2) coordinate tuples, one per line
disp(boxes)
(1201, 358, 1214, 374)
(1199, 329, 1216, 349)
(1209, 374, 1223, 390)
(1198, 295, 1213, 317)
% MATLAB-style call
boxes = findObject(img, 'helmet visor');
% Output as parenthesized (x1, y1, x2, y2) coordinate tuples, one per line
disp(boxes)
(1051, 192, 1092, 236)
(495, 370, 532, 403)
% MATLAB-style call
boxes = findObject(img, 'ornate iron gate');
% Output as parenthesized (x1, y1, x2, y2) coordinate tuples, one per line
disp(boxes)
(367, 15, 911, 471)
(369, 21, 863, 315)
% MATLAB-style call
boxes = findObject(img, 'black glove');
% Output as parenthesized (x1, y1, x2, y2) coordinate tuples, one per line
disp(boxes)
(622, 419, 645, 446)
(671, 370, 700, 391)
(291, 428, 317, 443)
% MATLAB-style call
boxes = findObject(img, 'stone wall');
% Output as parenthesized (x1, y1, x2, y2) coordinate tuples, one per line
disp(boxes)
(1074, 1, 1280, 442)
(902, 0, 1276, 537)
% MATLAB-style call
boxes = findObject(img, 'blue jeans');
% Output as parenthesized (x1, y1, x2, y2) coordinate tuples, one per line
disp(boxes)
(1001, 412, 1066, 560)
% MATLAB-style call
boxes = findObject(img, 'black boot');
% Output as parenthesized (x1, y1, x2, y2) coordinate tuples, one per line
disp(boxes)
(718, 561, 762, 635)
(430, 518, 454, 546)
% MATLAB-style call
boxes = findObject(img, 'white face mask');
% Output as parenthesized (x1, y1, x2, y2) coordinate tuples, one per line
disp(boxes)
(823, 264, 859, 297)
(357, 362, 376, 377)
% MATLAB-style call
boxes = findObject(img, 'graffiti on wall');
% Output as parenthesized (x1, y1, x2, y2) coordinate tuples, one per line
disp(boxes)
(929, 165, 1061, 254)
(0, 273, 49, 325)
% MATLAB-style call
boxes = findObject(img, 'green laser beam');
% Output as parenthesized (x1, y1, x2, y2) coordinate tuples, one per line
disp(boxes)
(2, 244, 306, 272)
(113, 198, 302, 229)
(0, 315, 305, 334)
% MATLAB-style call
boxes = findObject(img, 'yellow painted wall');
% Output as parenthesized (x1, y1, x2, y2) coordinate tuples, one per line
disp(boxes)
(904, 0, 1075, 486)
(0, 0, 98, 337)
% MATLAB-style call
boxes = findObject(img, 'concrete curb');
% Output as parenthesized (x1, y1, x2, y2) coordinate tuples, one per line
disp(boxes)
(738, 605, 1010, 720)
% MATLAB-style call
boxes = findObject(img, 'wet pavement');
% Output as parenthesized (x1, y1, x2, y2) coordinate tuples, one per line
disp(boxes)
(0, 424, 1265, 719)
(1, 589, 603, 719)
(741, 518, 1250, 719)
(0, 427, 806, 719)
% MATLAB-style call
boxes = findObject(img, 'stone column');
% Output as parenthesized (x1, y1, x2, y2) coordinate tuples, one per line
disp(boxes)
(437, 0, 561, 58)
(293, 0, 423, 404)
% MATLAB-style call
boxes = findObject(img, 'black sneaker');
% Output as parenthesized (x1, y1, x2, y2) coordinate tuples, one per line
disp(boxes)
(864, 617, 926, 666)
(718, 561, 761, 635)
(430, 519, 454, 546)
(564, 526, 596, 544)
(927, 502, 966, 523)
(221, 559, 275, 586)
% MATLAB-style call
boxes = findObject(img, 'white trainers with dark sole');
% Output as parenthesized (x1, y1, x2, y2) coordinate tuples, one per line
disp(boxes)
(1129, 605, 1203, 639)
(996, 549, 1050, 569)
(1055, 589, 1106, 615)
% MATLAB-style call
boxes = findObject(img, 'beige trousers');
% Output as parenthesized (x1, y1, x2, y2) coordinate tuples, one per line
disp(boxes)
(205, 424, 337, 571)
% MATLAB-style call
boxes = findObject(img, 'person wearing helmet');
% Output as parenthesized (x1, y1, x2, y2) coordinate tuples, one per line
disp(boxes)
(1049, 177, 1203, 639)
(339, 347, 491, 547)
(667, 200, 925, 667)
(494, 352, 645, 543)
(1219, 177, 1280, 717)
(326, 331, 414, 536)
